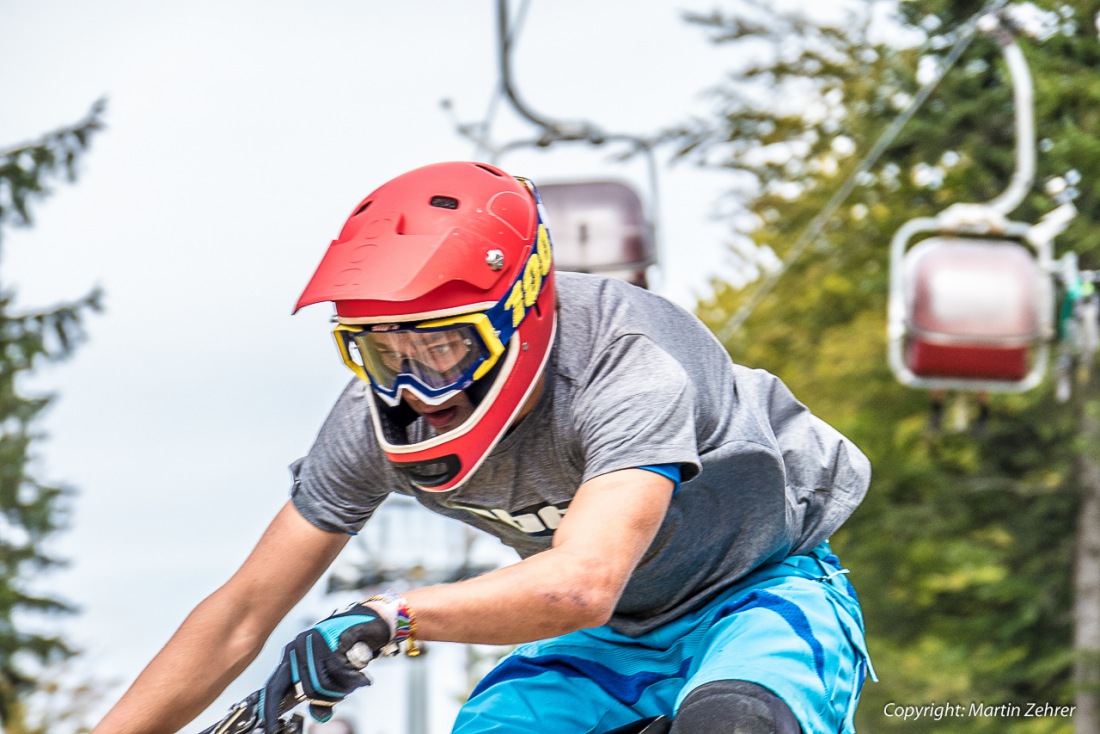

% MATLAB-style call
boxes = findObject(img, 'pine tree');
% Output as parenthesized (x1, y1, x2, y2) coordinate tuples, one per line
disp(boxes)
(673, 1, 1098, 730)
(0, 101, 105, 722)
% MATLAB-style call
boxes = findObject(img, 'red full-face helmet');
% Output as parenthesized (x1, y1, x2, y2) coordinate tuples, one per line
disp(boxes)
(295, 162, 556, 491)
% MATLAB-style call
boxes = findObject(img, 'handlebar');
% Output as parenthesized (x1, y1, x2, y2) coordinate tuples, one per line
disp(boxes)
(197, 691, 303, 734)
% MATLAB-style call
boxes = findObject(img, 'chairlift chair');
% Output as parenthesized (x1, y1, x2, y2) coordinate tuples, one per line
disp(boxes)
(888, 217, 1055, 392)
(886, 14, 1072, 395)
(536, 180, 655, 288)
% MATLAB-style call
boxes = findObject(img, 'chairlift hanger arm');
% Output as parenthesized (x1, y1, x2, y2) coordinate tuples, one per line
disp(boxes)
(495, 0, 659, 155)
(497, 0, 602, 143)
(977, 13, 1035, 218)
(902, 14, 1036, 236)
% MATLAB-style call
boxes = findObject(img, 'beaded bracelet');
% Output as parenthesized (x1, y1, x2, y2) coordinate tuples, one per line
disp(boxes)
(367, 593, 421, 657)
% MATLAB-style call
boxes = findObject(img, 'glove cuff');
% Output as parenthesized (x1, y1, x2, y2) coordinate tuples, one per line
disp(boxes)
(365, 592, 420, 657)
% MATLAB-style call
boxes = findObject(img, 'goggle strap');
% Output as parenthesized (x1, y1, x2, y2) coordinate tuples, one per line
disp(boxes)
(334, 329, 369, 382)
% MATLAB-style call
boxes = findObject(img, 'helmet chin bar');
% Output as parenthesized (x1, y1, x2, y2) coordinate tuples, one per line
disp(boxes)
(395, 454, 463, 489)
(364, 314, 555, 493)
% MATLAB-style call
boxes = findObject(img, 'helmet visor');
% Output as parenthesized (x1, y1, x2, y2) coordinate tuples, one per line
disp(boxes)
(335, 316, 503, 405)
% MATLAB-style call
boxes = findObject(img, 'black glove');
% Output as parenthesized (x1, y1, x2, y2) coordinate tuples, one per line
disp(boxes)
(260, 601, 396, 732)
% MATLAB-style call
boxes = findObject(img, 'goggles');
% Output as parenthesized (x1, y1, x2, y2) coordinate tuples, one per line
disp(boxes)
(335, 313, 504, 406)
(334, 180, 553, 406)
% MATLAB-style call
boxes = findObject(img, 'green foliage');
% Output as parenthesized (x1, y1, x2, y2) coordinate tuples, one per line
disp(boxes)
(4, 660, 114, 734)
(675, 1, 1098, 730)
(0, 100, 105, 232)
(0, 102, 105, 723)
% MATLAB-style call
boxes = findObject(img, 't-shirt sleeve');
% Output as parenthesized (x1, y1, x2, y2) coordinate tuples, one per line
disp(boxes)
(572, 334, 702, 485)
(290, 380, 391, 534)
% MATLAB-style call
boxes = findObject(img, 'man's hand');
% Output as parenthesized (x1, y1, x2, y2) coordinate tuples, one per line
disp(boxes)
(260, 600, 397, 731)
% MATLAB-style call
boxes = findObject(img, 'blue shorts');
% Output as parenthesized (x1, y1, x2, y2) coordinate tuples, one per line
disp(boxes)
(454, 542, 875, 733)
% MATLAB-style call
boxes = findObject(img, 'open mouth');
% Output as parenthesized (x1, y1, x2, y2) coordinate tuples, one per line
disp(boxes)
(421, 406, 459, 429)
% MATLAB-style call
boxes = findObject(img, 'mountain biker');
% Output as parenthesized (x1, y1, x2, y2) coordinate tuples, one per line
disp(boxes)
(92, 161, 874, 734)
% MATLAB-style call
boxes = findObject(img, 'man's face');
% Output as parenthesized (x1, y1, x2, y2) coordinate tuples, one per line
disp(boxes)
(364, 327, 546, 435)
(357, 327, 480, 433)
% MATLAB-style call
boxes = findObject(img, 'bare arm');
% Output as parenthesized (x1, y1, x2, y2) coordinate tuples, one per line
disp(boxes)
(406, 468, 674, 644)
(92, 501, 350, 734)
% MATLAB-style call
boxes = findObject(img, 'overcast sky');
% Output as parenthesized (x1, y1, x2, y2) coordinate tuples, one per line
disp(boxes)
(0, 0, 821, 730)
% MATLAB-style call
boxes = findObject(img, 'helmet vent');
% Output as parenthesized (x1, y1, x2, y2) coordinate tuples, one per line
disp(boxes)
(353, 201, 372, 216)
(430, 196, 459, 210)
(474, 164, 504, 177)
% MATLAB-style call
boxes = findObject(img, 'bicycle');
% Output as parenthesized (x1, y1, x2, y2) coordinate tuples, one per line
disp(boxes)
(198, 688, 672, 733)
(198, 691, 301, 734)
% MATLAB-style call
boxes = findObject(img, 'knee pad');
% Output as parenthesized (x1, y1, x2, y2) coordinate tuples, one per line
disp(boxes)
(670, 680, 802, 734)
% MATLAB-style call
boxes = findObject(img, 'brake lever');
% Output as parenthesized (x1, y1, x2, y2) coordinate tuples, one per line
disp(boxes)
(197, 691, 304, 734)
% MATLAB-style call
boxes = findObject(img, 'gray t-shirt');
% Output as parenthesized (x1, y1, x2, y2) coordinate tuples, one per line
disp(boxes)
(291, 272, 871, 635)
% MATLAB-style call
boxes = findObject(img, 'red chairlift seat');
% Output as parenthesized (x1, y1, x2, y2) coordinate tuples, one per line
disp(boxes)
(536, 180, 654, 288)
(902, 237, 1047, 381)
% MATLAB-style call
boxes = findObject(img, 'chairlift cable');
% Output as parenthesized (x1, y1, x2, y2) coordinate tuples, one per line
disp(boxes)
(716, 0, 1013, 343)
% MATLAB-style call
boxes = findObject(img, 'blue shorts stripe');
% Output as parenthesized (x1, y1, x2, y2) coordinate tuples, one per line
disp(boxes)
(472, 654, 693, 707)
(715, 590, 827, 688)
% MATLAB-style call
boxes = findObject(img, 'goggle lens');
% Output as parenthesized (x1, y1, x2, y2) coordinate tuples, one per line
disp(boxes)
(336, 321, 494, 401)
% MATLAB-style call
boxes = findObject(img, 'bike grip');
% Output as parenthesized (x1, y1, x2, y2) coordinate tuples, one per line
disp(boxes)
(346, 641, 373, 670)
